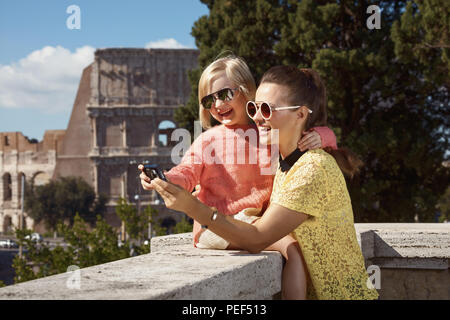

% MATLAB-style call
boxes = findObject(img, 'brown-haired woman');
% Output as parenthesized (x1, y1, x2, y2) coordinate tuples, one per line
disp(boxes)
(149, 65, 379, 300)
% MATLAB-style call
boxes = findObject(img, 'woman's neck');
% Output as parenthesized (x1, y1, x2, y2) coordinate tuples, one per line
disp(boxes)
(279, 126, 304, 159)
(279, 139, 299, 159)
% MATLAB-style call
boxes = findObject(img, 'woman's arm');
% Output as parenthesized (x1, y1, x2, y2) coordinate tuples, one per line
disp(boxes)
(164, 137, 205, 192)
(150, 178, 308, 253)
(206, 203, 308, 253)
(298, 127, 337, 151)
(139, 135, 204, 192)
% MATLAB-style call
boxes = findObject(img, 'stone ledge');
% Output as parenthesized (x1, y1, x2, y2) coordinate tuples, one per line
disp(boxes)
(150, 232, 194, 252)
(0, 223, 448, 300)
(152, 224, 450, 269)
(355, 223, 450, 270)
(0, 239, 282, 300)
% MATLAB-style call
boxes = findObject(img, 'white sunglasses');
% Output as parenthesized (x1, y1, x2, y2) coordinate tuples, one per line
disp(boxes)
(246, 101, 312, 120)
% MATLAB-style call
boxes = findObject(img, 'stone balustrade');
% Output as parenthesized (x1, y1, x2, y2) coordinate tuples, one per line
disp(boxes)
(0, 223, 448, 300)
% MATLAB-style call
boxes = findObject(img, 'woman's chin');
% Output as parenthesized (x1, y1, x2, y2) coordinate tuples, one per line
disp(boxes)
(258, 129, 272, 146)
(212, 114, 234, 125)
(220, 117, 241, 126)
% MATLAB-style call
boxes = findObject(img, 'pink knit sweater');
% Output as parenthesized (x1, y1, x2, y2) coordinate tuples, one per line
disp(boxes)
(165, 123, 337, 216)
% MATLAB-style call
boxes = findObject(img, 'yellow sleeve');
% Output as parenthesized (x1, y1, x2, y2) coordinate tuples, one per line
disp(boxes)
(272, 162, 329, 217)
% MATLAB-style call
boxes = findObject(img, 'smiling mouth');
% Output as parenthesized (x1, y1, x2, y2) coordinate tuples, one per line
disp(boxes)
(218, 109, 233, 117)
(258, 126, 271, 132)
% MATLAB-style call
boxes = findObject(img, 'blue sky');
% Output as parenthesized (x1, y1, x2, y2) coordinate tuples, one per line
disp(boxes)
(0, 1, 208, 140)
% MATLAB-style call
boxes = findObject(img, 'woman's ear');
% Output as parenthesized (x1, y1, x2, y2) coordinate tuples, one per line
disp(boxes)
(297, 106, 309, 119)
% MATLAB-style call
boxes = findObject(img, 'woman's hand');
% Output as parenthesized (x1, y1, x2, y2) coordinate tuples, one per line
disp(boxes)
(298, 130, 322, 151)
(138, 164, 154, 190)
(151, 178, 201, 213)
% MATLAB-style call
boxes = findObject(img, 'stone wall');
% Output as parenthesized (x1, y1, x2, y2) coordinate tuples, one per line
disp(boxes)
(53, 48, 199, 229)
(1, 49, 199, 233)
(355, 223, 449, 300)
(0, 130, 65, 233)
(0, 223, 448, 300)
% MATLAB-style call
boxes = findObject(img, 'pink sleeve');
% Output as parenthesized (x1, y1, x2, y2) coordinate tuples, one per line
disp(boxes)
(165, 135, 204, 192)
(164, 134, 206, 247)
(311, 126, 338, 150)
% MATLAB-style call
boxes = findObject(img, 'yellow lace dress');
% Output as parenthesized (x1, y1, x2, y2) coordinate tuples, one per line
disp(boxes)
(270, 149, 379, 300)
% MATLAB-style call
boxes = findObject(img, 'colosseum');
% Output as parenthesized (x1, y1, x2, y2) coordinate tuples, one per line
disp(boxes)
(0, 48, 199, 234)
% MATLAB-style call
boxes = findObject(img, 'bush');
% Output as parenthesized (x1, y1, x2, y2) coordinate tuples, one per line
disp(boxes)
(11, 197, 162, 284)
(173, 216, 193, 234)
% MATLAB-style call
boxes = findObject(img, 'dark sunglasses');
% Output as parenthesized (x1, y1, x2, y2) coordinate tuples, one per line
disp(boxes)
(246, 101, 312, 120)
(201, 87, 239, 109)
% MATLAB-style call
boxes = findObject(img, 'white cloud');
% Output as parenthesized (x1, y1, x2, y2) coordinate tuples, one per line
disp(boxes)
(145, 38, 190, 49)
(0, 45, 95, 113)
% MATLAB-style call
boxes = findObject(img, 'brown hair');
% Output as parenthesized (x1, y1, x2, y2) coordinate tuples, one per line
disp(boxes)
(260, 65, 363, 178)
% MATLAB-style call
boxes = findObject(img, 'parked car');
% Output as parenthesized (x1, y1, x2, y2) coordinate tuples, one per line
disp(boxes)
(0, 239, 18, 248)
(25, 233, 43, 243)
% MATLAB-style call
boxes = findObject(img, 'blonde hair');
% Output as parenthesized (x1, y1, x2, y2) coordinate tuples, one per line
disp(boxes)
(198, 55, 256, 129)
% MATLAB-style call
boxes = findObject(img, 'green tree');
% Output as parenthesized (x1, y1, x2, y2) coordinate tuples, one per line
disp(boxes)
(11, 197, 173, 285)
(176, 0, 449, 222)
(115, 197, 156, 242)
(173, 216, 194, 234)
(175, 68, 205, 136)
(25, 176, 108, 230)
(391, 0, 450, 89)
(175, 0, 287, 132)
(437, 185, 450, 222)
(152, 223, 168, 237)
(12, 212, 152, 284)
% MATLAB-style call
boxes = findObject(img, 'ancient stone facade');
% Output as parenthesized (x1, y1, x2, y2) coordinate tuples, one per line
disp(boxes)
(53, 48, 199, 229)
(0, 130, 65, 233)
(1, 48, 199, 233)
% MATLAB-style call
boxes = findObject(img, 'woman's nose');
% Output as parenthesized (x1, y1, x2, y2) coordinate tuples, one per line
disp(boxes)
(252, 106, 264, 123)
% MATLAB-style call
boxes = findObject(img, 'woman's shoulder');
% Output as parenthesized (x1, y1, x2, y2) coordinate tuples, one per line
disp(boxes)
(281, 150, 330, 186)
(287, 149, 341, 183)
(292, 149, 345, 189)
(296, 149, 335, 168)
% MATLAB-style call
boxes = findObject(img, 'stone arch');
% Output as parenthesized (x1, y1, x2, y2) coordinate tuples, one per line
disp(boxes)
(157, 120, 176, 147)
(2, 173, 12, 201)
(32, 171, 51, 187)
(3, 215, 13, 234)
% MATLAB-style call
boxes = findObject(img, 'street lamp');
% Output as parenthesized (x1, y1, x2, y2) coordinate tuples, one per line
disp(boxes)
(19, 174, 25, 259)
(120, 160, 140, 242)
